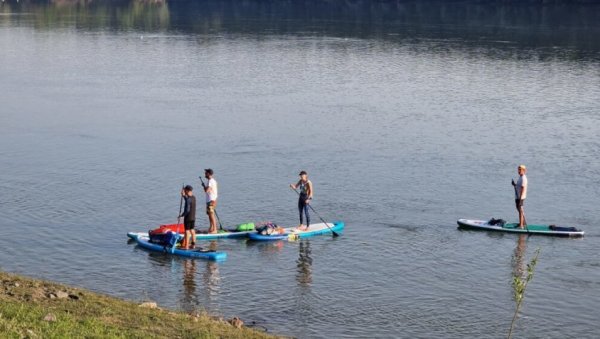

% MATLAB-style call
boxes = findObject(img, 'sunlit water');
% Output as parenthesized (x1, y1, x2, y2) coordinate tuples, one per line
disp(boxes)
(1, 1, 599, 338)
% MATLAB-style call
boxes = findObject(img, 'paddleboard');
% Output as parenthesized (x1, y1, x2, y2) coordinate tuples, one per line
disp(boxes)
(248, 221, 345, 241)
(127, 222, 256, 241)
(457, 219, 584, 237)
(127, 230, 253, 241)
(133, 235, 227, 261)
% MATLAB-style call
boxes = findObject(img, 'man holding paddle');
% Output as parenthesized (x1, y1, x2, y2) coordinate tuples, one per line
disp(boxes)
(511, 165, 528, 229)
(202, 169, 219, 234)
(179, 185, 196, 249)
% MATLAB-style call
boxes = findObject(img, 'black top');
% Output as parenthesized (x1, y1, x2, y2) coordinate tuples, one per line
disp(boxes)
(181, 195, 196, 221)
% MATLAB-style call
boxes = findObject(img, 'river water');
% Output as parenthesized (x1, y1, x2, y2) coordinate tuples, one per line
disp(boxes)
(1, 1, 599, 338)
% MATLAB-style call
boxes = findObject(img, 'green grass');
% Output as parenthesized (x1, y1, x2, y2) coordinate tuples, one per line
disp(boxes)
(0, 271, 274, 338)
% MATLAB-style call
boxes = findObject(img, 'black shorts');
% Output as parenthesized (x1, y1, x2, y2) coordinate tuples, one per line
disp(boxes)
(515, 199, 525, 209)
(184, 219, 195, 230)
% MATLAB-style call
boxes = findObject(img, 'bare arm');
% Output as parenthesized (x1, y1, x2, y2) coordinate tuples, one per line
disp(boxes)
(290, 180, 301, 189)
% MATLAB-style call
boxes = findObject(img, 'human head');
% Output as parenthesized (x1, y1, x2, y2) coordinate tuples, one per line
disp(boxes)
(204, 168, 214, 179)
(184, 185, 193, 196)
(518, 164, 527, 175)
(299, 170, 308, 181)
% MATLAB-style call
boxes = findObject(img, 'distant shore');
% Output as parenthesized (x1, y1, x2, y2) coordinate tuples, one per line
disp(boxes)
(0, 270, 272, 338)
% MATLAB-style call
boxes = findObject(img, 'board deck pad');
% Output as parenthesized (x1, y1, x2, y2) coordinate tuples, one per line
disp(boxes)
(248, 221, 345, 241)
(457, 219, 584, 237)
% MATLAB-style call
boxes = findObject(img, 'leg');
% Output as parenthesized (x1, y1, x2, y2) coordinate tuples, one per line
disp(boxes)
(521, 200, 527, 226)
(190, 221, 196, 247)
(519, 206, 527, 227)
(206, 203, 215, 234)
(517, 200, 525, 228)
(209, 213, 217, 233)
(304, 203, 310, 228)
(515, 199, 523, 228)
(207, 203, 217, 234)
(182, 229, 189, 248)
(518, 208, 523, 228)
(298, 199, 304, 226)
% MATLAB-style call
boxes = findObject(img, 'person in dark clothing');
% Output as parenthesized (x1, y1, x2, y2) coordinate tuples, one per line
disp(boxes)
(179, 185, 196, 249)
(290, 170, 313, 230)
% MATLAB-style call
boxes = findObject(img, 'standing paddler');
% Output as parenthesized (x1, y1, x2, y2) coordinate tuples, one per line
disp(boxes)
(179, 185, 196, 249)
(202, 169, 219, 234)
(511, 164, 528, 229)
(290, 170, 313, 231)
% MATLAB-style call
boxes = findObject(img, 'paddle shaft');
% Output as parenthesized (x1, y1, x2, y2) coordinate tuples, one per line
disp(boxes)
(199, 176, 224, 230)
(292, 187, 339, 237)
(178, 184, 184, 233)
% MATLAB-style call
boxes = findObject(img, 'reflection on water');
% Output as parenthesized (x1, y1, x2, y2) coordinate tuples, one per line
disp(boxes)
(511, 234, 528, 298)
(247, 240, 285, 255)
(1, 0, 170, 31)
(134, 243, 221, 314)
(1, 0, 599, 59)
(201, 241, 221, 310)
(296, 241, 313, 286)
(294, 240, 314, 336)
(181, 259, 196, 313)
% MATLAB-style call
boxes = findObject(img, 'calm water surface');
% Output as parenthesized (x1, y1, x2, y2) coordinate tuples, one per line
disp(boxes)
(1, 1, 599, 338)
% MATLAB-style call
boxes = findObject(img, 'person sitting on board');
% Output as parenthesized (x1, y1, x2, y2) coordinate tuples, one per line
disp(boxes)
(511, 164, 528, 229)
(290, 170, 313, 231)
(179, 185, 196, 249)
(202, 168, 219, 234)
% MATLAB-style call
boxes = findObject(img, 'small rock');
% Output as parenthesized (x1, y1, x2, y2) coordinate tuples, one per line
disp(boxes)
(229, 317, 244, 329)
(26, 329, 36, 337)
(139, 301, 158, 309)
(43, 313, 57, 322)
(14, 282, 20, 287)
(48, 293, 57, 299)
(56, 291, 69, 299)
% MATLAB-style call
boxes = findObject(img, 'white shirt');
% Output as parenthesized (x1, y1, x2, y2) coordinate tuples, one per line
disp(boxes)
(516, 175, 528, 200)
(206, 178, 218, 203)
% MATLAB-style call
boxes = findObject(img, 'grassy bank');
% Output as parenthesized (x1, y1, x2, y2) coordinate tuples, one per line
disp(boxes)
(0, 271, 273, 338)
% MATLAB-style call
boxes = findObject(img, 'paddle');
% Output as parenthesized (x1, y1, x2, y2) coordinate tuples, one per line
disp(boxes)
(177, 183, 184, 234)
(199, 175, 224, 231)
(291, 187, 339, 237)
(512, 179, 528, 233)
(177, 183, 189, 249)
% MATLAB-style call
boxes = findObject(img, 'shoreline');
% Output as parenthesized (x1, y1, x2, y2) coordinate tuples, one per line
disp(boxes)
(0, 270, 273, 338)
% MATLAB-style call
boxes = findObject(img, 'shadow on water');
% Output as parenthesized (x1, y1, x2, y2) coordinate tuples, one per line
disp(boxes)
(1, 0, 600, 59)
(381, 222, 420, 232)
